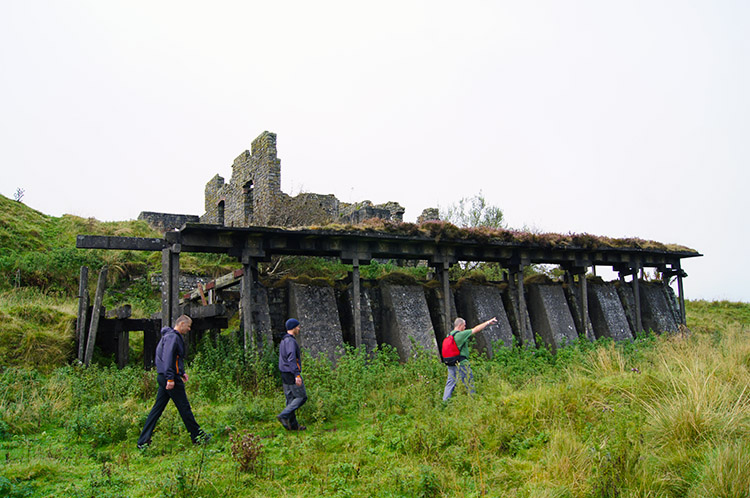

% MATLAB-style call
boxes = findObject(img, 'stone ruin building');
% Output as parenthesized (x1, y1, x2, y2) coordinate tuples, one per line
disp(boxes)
(140, 131, 439, 232)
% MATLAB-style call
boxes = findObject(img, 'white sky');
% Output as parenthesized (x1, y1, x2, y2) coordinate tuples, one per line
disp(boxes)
(2, 1, 748, 302)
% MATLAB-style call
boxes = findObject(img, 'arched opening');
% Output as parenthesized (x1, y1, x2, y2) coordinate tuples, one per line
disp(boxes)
(243, 180, 254, 219)
(217, 200, 225, 226)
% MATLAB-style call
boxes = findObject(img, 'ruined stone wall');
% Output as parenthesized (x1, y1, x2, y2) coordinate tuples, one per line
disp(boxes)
(200, 131, 282, 228)
(137, 212, 200, 233)
(200, 131, 409, 229)
(201, 175, 226, 225)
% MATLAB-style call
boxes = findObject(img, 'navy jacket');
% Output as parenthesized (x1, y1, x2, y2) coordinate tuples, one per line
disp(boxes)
(155, 327, 186, 381)
(278, 333, 301, 384)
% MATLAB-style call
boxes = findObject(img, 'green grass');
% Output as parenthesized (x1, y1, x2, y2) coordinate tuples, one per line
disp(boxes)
(0, 300, 748, 497)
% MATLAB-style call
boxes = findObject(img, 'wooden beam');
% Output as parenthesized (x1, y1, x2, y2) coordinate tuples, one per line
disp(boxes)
(76, 235, 167, 251)
(182, 268, 244, 302)
(179, 303, 226, 319)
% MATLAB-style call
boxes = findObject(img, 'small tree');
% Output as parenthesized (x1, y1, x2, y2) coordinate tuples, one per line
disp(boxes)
(13, 187, 25, 203)
(440, 191, 504, 229)
(440, 192, 506, 279)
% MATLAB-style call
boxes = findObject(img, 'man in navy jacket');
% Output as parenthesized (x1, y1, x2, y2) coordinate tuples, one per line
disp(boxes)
(137, 315, 208, 448)
(277, 318, 308, 431)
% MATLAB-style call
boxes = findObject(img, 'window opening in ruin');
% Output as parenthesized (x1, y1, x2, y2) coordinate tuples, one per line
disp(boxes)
(243, 181, 254, 219)
(217, 200, 225, 226)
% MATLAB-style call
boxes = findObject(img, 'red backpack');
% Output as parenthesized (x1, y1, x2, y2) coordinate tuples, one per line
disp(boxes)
(441, 332, 462, 365)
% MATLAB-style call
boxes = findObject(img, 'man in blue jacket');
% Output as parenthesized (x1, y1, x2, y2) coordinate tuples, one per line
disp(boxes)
(277, 318, 308, 431)
(137, 315, 209, 449)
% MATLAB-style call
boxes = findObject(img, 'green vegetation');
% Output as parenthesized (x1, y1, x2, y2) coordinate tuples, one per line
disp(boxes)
(0, 300, 748, 497)
(0, 193, 741, 496)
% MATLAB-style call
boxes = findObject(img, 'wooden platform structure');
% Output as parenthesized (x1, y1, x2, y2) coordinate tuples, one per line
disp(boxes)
(77, 223, 701, 354)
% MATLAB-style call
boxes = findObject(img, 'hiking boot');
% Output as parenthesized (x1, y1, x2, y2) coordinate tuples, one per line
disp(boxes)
(137, 439, 151, 450)
(276, 415, 292, 430)
(193, 432, 212, 445)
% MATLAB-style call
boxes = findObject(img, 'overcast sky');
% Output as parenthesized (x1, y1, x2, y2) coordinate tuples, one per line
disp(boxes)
(2, 1, 748, 303)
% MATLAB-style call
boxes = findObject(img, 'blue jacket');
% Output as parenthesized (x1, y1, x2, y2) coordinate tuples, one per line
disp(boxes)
(155, 327, 186, 381)
(278, 333, 301, 383)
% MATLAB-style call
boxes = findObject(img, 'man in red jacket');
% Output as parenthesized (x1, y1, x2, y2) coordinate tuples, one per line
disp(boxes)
(442, 316, 497, 401)
(137, 315, 209, 449)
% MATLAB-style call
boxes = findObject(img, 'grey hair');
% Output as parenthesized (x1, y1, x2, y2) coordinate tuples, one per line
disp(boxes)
(453, 317, 466, 328)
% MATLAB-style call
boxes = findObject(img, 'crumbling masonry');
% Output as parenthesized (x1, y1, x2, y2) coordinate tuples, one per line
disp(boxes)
(139, 131, 439, 232)
(200, 131, 419, 228)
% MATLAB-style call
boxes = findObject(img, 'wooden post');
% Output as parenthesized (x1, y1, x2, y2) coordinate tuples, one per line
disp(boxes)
(632, 262, 643, 333)
(441, 262, 451, 334)
(143, 321, 159, 370)
(84, 266, 107, 367)
(161, 248, 172, 330)
(240, 252, 255, 352)
(579, 270, 589, 338)
(161, 245, 181, 330)
(677, 263, 686, 325)
(352, 259, 362, 348)
(115, 320, 129, 369)
(517, 266, 527, 341)
(76, 266, 89, 362)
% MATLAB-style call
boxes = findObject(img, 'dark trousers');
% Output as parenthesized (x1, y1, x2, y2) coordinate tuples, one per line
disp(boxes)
(137, 373, 202, 445)
(279, 379, 307, 429)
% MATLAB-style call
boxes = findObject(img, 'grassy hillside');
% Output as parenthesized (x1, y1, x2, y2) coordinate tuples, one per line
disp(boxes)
(0, 300, 748, 497)
(2, 194, 749, 497)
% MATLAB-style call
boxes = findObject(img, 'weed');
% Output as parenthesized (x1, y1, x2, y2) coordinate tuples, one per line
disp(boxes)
(230, 430, 264, 474)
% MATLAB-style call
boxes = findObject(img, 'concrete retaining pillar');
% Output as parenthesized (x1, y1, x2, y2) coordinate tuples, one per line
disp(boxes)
(288, 282, 345, 362)
(615, 283, 638, 334)
(379, 283, 437, 361)
(640, 282, 680, 334)
(587, 282, 633, 341)
(338, 285, 378, 355)
(250, 281, 274, 349)
(425, 283, 457, 351)
(526, 284, 578, 352)
(455, 283, 514, 357)
(502, 285, 535, 347)
(564, 283, 596, 342)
